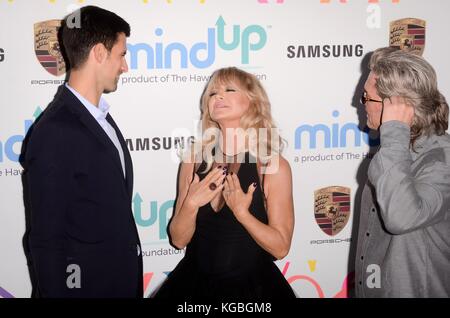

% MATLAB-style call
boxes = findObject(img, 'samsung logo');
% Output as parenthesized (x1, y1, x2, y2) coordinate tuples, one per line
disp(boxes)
(287, 44, 364, 58)
(126, 136, 195, 152)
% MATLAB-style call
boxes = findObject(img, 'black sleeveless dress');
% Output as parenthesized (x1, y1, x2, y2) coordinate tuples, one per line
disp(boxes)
(153, 152, 296, 299)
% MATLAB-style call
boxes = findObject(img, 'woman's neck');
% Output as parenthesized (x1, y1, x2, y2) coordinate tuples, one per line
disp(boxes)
(219, 129, 247, 156)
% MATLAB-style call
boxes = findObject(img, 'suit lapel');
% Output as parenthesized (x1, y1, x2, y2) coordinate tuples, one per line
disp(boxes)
(61, 86, 126, 183)
(106, 114, 134, 197)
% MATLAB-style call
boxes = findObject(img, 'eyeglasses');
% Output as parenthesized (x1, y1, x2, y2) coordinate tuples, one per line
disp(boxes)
(361, 91, 382, 105)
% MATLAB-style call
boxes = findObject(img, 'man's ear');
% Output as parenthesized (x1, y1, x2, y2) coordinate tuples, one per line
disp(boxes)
(91, 43, 107, 64)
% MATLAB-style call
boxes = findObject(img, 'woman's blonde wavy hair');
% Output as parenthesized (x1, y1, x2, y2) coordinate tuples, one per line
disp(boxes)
(184, 67, 284, 173)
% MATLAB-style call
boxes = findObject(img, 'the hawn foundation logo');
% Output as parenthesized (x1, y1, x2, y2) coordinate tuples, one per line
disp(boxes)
(314, 186, 350, 236)
(389, 18, 426, 56)
(34, 20, 66, 76)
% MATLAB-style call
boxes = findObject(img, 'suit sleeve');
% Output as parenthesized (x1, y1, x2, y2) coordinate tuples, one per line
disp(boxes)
(368, 121, 450, 235)
(26, 122, 71, 297)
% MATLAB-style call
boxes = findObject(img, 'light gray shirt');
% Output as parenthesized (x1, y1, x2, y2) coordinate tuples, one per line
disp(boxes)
(65, 84, 126, 178)
(355, 121, 450, 297)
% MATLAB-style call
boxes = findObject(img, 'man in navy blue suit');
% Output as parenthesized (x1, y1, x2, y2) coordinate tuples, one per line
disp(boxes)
(24, 6, 143, 297)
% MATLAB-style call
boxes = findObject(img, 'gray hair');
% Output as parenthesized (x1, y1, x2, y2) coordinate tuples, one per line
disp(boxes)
(369, 47, 448, 146)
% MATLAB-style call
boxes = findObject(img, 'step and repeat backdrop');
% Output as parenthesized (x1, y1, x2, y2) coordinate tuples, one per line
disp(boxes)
(1, 0, 449, 298)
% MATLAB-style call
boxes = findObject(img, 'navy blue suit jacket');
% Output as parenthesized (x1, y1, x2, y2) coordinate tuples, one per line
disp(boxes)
(24, 86, 143, 297)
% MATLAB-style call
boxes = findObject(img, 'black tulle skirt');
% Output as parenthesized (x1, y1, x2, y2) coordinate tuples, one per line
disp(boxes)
(152, 255, 296, 299)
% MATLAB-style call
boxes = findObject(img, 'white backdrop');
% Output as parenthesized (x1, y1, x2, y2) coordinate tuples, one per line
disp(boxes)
(1, 0, 449, 298)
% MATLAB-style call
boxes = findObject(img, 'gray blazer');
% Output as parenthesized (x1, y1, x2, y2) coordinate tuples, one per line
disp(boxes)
(355, 121, 450, 297)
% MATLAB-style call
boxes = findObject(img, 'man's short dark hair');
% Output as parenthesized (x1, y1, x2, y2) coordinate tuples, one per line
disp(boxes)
(61, 6, 130, 70)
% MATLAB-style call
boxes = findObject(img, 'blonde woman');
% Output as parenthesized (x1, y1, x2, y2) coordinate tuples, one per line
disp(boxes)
(153, 67, 295, 298)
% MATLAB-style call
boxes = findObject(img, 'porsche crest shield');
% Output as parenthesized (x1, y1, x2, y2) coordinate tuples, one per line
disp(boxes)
(314, 186, 351, 236)
(34, 20, 66, 76)
(389, 18, 426, 56)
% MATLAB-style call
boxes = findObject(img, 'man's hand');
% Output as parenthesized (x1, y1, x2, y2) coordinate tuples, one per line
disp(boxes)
(381, 96, 415, 127)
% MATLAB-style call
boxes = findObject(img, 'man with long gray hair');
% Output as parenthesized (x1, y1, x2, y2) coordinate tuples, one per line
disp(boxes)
(355, 47, 450, 297)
